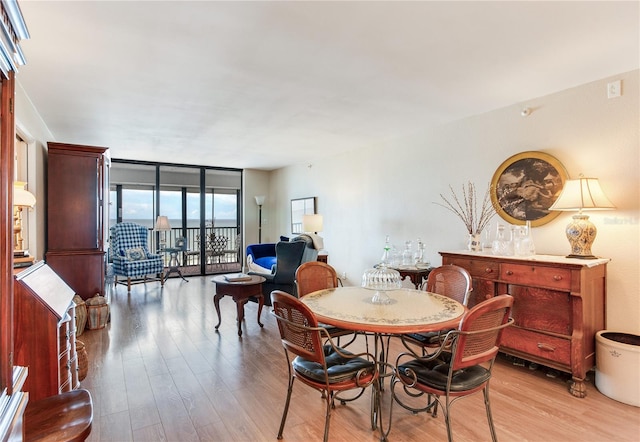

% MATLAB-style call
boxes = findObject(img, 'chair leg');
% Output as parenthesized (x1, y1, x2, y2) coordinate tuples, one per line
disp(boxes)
(483, 386, 498, 442)
(277, 375, 295, 440)
(322, 391, 334, 442)
(444, 407, 453, 442)
(127, 278, 132, 292)
(444, 399, 454, 442)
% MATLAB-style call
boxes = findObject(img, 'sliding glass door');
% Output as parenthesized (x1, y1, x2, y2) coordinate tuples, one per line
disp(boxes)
(110, 160, 242, 277)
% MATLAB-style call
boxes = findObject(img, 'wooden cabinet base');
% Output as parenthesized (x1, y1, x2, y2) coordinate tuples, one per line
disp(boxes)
(46, 250, 105, 301)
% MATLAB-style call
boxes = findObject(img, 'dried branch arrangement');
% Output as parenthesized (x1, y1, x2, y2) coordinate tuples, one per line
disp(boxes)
(435, 182, 497, 235)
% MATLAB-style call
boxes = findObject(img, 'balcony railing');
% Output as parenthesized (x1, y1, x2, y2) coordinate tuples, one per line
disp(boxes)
(149, 226, 241, 273)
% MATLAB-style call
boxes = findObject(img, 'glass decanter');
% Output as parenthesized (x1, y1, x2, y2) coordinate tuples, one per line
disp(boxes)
(401, 240, 413, 266)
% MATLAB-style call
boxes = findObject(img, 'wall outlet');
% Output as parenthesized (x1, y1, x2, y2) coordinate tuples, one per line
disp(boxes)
(341, 271, 347, 280)
(607, 80, 621, 99)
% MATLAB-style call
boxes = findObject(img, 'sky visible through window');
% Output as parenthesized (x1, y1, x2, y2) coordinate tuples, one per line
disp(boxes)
(111, 189, 237, 228)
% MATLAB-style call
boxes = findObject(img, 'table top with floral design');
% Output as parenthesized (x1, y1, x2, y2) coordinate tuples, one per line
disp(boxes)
(301, 286, 466, 334)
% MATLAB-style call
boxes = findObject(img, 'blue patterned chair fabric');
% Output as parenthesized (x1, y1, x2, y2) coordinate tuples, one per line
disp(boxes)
(111, 222, 164, 292)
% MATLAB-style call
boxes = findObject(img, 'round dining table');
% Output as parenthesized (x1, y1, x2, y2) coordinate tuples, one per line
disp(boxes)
(300, 286, 466, 335)
(300, 286, 466, 441)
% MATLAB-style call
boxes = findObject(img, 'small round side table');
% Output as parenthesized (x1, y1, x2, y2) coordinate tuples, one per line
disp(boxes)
(212, 274, 266, 337)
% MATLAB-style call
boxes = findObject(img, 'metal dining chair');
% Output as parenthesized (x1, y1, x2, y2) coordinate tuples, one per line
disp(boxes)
(296, 261, 358, 347)
(403, 264, 472, 349)
(270, 290, 380, 442)
(391, 294, 514, 442)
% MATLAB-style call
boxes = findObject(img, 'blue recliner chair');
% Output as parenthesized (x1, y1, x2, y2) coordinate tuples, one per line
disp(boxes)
(111, 222, 164, 292)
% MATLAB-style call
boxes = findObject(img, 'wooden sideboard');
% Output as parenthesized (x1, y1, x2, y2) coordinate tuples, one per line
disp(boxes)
(440, 251, 608, 397)
(14, 262, 79, 402)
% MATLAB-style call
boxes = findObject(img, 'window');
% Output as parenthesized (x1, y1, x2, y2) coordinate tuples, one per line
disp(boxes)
(110, 160, 242, 275)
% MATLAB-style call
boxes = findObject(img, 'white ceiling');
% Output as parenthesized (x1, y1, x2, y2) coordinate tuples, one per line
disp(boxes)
(15, 1, 640, 170)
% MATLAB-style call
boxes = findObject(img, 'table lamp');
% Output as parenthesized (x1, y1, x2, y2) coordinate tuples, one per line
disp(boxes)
(303, 213, 325, 254)
(302, 214, 323, 234)
(155, 215, 171, 249)
(13, 181, 36, 252)
(549, 175, 615, 258)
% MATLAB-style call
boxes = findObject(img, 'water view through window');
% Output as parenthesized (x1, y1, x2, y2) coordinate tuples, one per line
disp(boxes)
(109, 161, 242, 276)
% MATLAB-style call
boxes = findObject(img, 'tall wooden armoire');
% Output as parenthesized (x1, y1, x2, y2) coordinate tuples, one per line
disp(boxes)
(46, 142, 109, 300)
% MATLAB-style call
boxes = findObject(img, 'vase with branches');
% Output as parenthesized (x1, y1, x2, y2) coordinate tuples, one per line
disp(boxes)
(435, 182, 497, 251)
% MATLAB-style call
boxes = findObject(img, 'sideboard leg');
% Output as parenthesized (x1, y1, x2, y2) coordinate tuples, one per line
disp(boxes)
(569, 378, 587, 398)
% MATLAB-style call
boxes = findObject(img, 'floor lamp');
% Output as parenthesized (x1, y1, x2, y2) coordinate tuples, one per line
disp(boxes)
(255, 196, 265, 243)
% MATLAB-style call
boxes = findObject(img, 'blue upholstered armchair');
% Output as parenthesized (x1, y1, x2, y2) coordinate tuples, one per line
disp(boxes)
(246, 234, 319, 274)
(249, 240, 307, 305)
(110, 222, 164, 292)
(246, 243, 277, 273)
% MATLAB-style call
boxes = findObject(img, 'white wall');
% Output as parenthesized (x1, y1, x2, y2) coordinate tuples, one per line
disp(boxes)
(15, 81, 55, 261)
(269, 70, 640, 333)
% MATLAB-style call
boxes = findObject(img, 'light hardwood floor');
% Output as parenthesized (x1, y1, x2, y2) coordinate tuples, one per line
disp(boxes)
(79, 275, 640, 441)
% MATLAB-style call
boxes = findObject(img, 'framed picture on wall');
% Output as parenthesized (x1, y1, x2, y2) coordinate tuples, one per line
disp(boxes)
(490, 151, 568, 227)
(291, 197, 316, 234)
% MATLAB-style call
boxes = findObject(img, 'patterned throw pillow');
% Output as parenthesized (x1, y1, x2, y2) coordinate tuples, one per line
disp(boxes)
(125, 247, 146, 261)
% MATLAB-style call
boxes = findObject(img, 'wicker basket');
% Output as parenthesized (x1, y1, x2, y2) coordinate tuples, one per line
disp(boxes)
(85, 294, 109, 330)
(73, 295, 87, 336)
(76, 339, 88, 381)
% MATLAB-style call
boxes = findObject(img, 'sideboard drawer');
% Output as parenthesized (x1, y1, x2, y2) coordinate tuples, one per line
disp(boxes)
(501, 327, 571, 366)
(501, 263, 572, 291)
(446, 258, 499, 279)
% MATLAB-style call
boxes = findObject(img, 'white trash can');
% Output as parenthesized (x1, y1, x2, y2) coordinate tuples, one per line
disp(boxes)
(595, 331, 640, 407)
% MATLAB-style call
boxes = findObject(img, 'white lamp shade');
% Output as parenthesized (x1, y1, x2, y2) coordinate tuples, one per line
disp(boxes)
(155, 215, 171, 230)
(255, 195, 265, 206)
(549, 177, 615, 211)
(13, 182, 36, 207)
(303, 214, 323, 233)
